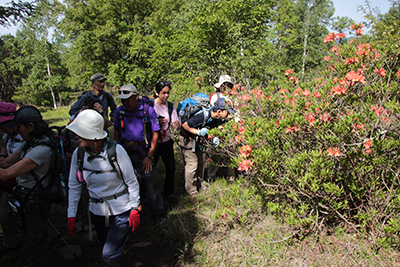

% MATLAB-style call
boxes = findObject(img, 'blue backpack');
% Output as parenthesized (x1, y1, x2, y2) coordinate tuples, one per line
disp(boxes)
(177, 93, 211, 126)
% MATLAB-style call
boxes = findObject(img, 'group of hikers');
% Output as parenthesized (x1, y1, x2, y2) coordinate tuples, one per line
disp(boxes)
(0, 73, 235, 267)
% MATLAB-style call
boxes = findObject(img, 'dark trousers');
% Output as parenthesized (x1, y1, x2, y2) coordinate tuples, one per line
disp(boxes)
(23, 199, 56, 267)
(153, 139, 176, 196)
(126, 147, 165, 219)
(92, 210, 130, 267)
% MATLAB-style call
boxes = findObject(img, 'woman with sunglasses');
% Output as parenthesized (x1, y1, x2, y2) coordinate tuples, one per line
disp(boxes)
(152, 81, 180, 201)
(67, 109, 140, 267)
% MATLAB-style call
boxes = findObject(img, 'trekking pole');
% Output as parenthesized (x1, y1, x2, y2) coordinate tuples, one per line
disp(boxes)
(47, 219, 79, 259)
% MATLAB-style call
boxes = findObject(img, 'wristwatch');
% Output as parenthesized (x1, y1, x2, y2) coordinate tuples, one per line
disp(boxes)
(146, 154, 154, 160)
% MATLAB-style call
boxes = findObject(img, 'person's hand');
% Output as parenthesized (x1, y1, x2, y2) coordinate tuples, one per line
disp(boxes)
(93, 102, 103, 113)
(158, 117, 167, 126)
(198, 128, 208, 136)
(142, 157, 153, 174)
(129, 209, 140, 232)
(171, 121, 181, 130)
(67, 217, 77, 235)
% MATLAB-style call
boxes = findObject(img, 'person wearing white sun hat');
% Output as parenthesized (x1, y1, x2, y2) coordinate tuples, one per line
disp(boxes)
(66, 109, 140, 267)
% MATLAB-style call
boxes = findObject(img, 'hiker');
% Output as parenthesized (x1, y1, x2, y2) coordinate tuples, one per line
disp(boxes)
(0, 102, 23, 255)
(209, 74, 233, 106)
(180, 98, 234, 195)
(69, 96, 113, 129)
(0, 105, 56, 267)
(208, 75, 236, 181)
(67, 109, 140, 267)
(113, 84, 166, 226)
(152, 81, 181, 201)
(69, 73, 117, 122)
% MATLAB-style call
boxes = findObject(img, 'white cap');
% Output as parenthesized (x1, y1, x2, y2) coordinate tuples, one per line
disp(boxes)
(66, 109, 108, 140)
(116, 84, 138, 99)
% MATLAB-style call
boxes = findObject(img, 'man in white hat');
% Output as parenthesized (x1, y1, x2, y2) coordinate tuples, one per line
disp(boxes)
(69, 73, 117, 124)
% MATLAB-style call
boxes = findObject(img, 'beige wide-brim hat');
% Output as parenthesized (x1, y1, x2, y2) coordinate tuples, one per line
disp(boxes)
(66, 109, 108, 140)
(214, 74, 233, 90)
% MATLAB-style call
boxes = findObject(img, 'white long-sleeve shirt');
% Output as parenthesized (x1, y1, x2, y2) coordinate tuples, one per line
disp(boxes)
(68, 143, 140, 218)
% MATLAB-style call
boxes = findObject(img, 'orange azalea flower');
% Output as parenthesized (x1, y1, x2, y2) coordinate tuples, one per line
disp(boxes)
(331, 85, 347, 95)
(285, 69, 293, 76)
(284, 99, 290, 104)
(331, 46, 340, 52)
(364, 139, 372, 149)
(324, 56, 330, 61)
(327, 147, 340, 157)
(363, 149, 372, 155)
(339, 32, 346, 38)
(240, 145, 252, 157)
(238, 159, 254, 172)
(345, 70, 366, 84)
(275, 121, 279, 126)
(238, 126, 245, 133)
(294, 87, 302, 96)
(302, 89, 310, 97)
(313, 91, 321, 98)
(305, 113, 316, 126)
(232, 123, 237, 128)
(374, 68, 386, 77)
(288, 76, 299, 83)
(323, 32, 335, 43)
(267, 94, 272, 100)
(235, 135, 242, 143)
(356, 28, 364, 36)
(320, 112, 331, 122)
(396, 70, 400, 77)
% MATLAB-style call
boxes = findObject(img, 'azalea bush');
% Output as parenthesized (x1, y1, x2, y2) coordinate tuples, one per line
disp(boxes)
(207, 25, 400, 247)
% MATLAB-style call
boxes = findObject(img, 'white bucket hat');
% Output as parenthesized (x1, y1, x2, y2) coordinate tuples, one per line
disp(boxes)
(214, 75, 233, 90)
(66, 109, 108, 140)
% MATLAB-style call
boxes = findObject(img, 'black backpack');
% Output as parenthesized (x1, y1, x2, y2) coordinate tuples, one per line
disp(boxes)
(28, 126, 71, 205)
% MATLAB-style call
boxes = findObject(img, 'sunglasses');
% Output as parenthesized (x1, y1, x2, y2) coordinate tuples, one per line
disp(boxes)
(119, 90, 134, 95)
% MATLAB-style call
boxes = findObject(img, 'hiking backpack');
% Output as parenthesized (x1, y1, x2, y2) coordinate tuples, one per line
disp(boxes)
(28, 126, 71, 205)
(176, 93, 211, 126)
(76, 140, 123, 181)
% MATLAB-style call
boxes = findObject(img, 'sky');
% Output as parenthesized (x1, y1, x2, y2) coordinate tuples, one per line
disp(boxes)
(0, 0, 395, 36)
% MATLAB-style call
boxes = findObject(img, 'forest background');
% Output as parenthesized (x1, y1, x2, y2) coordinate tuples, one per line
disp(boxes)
(1, 0, 400, 265)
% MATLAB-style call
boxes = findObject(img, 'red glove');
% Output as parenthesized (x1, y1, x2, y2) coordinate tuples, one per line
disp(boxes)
(68, 217, 77, 235)
(129, 209, 140, 232)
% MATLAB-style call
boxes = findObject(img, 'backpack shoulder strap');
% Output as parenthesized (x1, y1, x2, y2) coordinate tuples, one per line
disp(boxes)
(107, 140, 123, 180)
(77, 146, 85, 172)
(142, 100, 150, 146)
(167, 101, 173, 127)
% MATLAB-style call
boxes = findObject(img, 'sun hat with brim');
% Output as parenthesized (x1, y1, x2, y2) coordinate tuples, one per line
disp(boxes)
(213, 98, 235, 114)
(66, 109, 108, 140)
(116, 84, 138, 100)
(90, 73, 107, 82)
(214, 75, 233, 90)
(0, 102, 17, 123)
(6, 105, 42, 129)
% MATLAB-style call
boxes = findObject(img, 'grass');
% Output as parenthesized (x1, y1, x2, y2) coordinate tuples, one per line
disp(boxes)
(1, 108, 400, 266)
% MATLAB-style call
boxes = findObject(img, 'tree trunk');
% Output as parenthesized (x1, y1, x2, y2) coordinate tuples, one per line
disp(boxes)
(46, 60, 57, 109)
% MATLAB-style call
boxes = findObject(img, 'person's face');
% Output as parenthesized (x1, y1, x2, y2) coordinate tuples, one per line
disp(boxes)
(122, 95, 139, 111)
(215, 109, 229, 120)
(156, 86, 170, 104)
(92, 79, 106, 93)
(75, 135, 94, 148)
(17, 123, 34, 141)
(220, 82, 233, 93)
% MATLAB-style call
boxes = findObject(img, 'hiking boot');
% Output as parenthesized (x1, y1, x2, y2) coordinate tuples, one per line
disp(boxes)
(155, 216, 167, 226)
